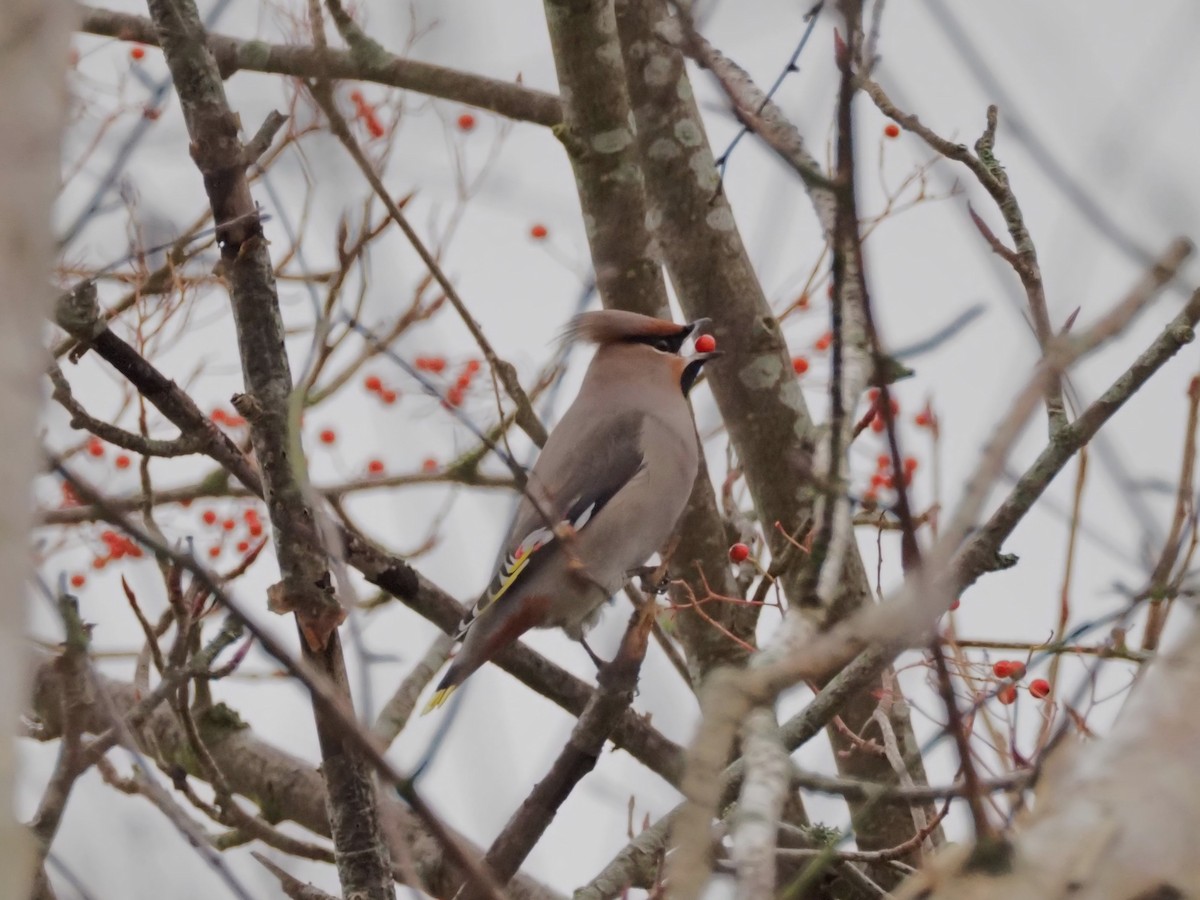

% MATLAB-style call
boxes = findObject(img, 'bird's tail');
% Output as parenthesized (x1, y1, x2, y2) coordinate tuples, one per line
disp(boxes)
(421, 681, 459, 715)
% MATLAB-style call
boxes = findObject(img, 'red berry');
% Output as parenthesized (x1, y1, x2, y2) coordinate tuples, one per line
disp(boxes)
(695, 334, 717, 353)
(248, 522, 264, 537)
(997, 684, 1017, 705)
(862, 488, 878, 505)
(870, 473, 887, 488)
(993, 660, 1026, 680)
(883, 122, 900, 139)
(236, 540, 250, 553)
(530, 224, 548, 240)
(367, 459, 385, 475)
(92, 556, 107, 570)
(457, 112, 476, 131)
(115, 454, 131, 469)
(243, 508, 259, 523)
(212, 408, 227, 424)
(222, 519, 236, 532)
(903, 457, 918, 473)
(914, 411, 931, 427)
(365, 114, 385, 139)
(814, 332, 832, 352)
(728, 542, 750, 564)
(876, 454, 890, 470)
(380, 389, 398, 405)
(130, 45, 146, 61)
(870, 417, 886, 433)
(201, 510, 218, 526)
(465, 359, 482, 374)
(455, 373, 472, 391)
(319, 429, 336, 445)
(70, 573, 86, 588)
(795, 293, 810, 310)
(364, 374, 382, 392)
(949, 597, 961, 611)
(421, 457, 438, 473)
(87, 437, 104, 457)
(349, 89, 364, 105)
(1029, 678, 1051, 699)
(792, 356, 809, 375)
(445, 387, 464, 408)
(208, 546, 221, 559)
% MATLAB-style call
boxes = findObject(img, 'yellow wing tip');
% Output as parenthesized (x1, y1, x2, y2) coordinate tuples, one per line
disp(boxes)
(421, 685, 458, 715)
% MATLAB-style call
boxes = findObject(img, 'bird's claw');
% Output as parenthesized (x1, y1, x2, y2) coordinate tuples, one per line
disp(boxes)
(628, 565, 671, 595)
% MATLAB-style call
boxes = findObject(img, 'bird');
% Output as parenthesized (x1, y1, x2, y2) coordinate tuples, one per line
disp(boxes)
(423, 310, 721, 713)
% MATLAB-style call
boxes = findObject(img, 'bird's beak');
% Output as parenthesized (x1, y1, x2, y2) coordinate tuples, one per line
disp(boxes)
(685, 317, 713, 337)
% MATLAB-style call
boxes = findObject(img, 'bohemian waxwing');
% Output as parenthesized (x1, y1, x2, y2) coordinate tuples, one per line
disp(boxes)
(423, 310, 720, 712)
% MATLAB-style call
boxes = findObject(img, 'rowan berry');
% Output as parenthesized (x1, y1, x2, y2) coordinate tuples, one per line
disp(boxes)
(457, 112, 476, 131)
(884, 123, 900, 138)
(695, 334, 717, 353)
(319, 429, 336, 445)
(728, 542, 750, 563)
(792, 356, 809, 375)
(530, 224, 548, 240)
(1029, 678, 1051, 699)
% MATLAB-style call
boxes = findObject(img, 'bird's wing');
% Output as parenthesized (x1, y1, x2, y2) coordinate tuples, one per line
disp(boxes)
(457, 410, 646, 636)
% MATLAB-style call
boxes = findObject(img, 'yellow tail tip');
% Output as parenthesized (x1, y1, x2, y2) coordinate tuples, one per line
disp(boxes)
(421, 685, 458, 715)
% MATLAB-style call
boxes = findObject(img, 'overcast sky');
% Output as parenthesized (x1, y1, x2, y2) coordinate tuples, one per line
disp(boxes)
(29, 1, 1200, 897)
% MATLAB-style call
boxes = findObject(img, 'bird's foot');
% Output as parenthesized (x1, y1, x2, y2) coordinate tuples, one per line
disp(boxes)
(628, 564, 671, 595)
(580, 636, 609, 671)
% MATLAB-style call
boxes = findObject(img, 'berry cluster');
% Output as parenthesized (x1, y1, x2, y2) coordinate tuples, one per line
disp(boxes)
(199, 505, 265, 559)
(992, 659, 1051, 704)
(363, 373, 399, 405)
(86, 435, 133, 470)
(423, 357, 482, 409)
(864, 388, 899, 434)
(69, 529, 146, 589)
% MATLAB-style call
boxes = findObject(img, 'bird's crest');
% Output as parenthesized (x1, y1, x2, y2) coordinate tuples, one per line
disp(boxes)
(563, 310, 692, 347)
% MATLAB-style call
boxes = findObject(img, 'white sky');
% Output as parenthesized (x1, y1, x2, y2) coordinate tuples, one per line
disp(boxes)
(27, 0, 1200, 897)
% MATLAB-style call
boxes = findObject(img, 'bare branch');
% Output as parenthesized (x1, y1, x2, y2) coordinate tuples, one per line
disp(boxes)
(77, 5, 561, 126)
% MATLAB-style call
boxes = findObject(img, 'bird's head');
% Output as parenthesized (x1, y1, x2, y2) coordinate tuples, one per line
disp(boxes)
(566, 310, 722, 396)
